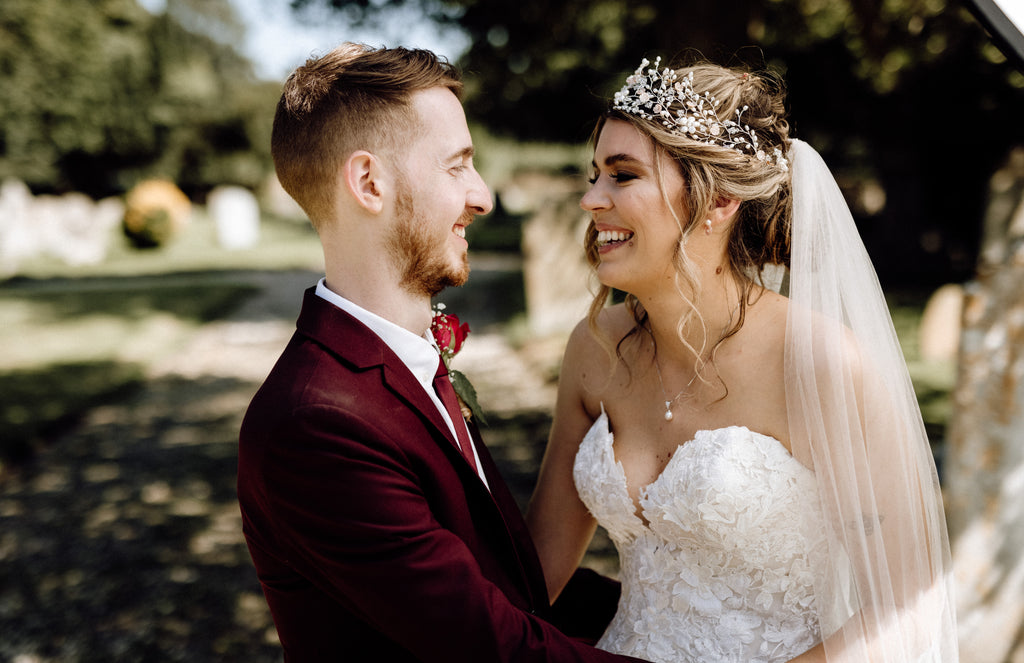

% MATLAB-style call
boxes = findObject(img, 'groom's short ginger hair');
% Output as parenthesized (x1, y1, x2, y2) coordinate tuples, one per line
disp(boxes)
(271, 43, 463, 228)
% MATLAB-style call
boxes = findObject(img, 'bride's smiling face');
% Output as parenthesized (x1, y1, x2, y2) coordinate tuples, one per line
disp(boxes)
(581, 119, 687, 295)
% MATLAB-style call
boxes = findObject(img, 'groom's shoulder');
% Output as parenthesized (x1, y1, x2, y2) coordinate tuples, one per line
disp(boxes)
(240, 331, 362, 432)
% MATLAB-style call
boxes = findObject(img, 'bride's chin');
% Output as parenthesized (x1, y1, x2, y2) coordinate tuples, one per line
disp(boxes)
(595, 270, 631, 294)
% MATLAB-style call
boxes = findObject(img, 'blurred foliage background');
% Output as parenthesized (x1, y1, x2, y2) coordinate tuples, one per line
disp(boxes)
(0, 0, 278, 199)
(1, 0, 1021, 283)
(296, 0, 1024, 286)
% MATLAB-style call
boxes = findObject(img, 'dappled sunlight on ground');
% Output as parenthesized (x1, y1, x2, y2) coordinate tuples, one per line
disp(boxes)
(0, 266, 618, 662)
(0, 372, 282, 662)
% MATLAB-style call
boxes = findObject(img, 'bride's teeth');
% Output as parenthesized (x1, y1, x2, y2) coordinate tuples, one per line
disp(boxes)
(454, 226, 466, 238)
(597, 230, 633, 245)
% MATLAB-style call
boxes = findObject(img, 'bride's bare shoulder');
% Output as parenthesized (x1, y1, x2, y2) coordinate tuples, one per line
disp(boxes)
(561, 304, 638, 375)
(750, 288, 789, 326)
(565, 304, 634, 352)
(739, 289, 789, 355)
(782, 295, 869, 380)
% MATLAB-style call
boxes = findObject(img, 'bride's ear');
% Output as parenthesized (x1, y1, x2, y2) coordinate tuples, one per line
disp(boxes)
(710, 196, 741, 224)
(342, 151, 386, 215)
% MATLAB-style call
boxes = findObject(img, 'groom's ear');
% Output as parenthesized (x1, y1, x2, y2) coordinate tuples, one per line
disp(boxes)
(342, 150, 387, 215)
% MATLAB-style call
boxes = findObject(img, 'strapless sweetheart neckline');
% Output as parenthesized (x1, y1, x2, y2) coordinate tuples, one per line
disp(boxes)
(588, 408, 806, 528)
(573, 406, 852, 663)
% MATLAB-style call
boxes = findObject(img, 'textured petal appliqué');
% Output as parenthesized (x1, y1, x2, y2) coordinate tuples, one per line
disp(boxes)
(575, 421, 837, 663)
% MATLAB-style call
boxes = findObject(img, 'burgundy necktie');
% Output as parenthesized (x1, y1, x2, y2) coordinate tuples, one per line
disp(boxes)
(433, 356, 478, 474)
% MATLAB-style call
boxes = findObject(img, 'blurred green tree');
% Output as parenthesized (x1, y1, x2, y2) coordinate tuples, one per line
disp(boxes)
(0, 0, 278, 198)
(293, 0, 1024, 286)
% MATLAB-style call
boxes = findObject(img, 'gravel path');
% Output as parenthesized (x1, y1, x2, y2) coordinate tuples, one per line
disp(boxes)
(0, 268, 615, 663)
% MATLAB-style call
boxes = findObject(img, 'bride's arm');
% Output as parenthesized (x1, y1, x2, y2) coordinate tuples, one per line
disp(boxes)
(526, 320, 603, 602)
(789, 643, 827, 663)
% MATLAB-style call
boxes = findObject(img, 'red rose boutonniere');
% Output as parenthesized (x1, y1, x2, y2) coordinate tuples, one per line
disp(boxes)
(431, 304, 486, 424)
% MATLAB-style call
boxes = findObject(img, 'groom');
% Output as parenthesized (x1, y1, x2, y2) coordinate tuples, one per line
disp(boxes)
(237, 43, 645, 662)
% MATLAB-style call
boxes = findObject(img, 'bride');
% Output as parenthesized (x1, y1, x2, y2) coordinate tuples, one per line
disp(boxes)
(526, 57, 958, 662)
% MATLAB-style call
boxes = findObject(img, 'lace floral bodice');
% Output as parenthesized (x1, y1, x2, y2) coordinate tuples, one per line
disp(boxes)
(573, 409, 842, 663)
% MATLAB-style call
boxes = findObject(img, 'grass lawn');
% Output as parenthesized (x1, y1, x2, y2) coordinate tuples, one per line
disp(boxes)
(0, 211, 323, 469)
(8, 209, 324, 280)
(0, 203, 954, 468)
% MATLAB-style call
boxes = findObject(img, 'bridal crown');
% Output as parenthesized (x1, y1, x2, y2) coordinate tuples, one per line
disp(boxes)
(612, 57, 788, 171)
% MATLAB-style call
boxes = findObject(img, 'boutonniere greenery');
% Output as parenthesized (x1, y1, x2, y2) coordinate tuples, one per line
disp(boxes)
(431, 304, 486, 424)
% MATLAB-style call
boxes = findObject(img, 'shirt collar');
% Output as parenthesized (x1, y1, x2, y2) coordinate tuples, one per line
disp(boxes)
(314, 278, 440, 385)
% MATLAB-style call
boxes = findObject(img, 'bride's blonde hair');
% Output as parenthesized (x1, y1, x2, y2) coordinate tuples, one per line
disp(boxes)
(584, 61, 793, 381)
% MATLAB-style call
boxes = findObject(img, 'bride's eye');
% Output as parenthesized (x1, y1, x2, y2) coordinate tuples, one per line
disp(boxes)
(587, 170, 638, 184)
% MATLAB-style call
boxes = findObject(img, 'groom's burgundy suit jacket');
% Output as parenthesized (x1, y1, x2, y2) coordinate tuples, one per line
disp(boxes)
(238, 289, 643, 662)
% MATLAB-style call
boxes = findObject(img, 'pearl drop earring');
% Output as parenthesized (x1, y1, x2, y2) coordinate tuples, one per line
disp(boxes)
(704, 219, 713, 235)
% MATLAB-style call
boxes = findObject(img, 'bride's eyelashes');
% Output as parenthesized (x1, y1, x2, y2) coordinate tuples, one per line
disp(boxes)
(587, 171, 639, 184)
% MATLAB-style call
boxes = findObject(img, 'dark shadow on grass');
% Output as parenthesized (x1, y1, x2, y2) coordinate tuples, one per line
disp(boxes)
(433, 265, 526, 334)
(0, 373, 284, 663)
(480, 409, 619, 576)
(0, 272, 269, 324)
(0, 361, 146, 465)
(0, 368, 589, 663)
(0, 262, 606, 662)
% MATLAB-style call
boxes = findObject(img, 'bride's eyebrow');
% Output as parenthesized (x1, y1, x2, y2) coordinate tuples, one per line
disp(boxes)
(592, 154, 646, 170)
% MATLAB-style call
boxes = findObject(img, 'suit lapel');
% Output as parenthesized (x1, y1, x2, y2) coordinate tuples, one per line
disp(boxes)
(380, 362, 460, 449)
(295, 288, 462, 455)
(295, 288, 549, 609)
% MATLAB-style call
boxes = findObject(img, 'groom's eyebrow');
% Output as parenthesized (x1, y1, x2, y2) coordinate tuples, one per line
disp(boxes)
(447, 146, 476, 161)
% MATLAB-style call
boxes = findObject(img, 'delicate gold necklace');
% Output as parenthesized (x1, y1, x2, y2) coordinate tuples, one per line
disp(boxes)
(652, 297, 743, 422)
(653, 357, 699, 421)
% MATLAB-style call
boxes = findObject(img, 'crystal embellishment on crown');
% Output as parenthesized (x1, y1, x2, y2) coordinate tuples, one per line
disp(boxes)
(612, 57, 788, 171)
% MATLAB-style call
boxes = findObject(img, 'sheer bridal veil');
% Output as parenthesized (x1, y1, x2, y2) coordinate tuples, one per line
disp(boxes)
(782, 139, 958, 662)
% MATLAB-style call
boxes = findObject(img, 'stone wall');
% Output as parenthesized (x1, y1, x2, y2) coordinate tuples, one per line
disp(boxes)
(0, 179, 124, 276)
(505, 171, 595, 339)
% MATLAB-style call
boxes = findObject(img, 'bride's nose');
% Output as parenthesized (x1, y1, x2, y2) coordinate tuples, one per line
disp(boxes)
(580, 183, 610, 212)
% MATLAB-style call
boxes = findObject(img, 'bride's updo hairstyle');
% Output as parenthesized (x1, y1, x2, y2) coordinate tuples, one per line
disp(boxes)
(585, 58, 792, 378)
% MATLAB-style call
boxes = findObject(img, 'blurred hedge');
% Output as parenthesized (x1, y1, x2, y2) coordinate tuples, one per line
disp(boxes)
(0, 0, 278, 199)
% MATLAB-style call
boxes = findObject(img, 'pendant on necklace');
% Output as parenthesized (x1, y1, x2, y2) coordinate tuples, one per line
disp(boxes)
(664, 403, 674, 421)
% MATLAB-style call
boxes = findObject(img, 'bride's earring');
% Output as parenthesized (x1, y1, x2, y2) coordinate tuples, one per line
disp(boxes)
(704, 219, 713, 235)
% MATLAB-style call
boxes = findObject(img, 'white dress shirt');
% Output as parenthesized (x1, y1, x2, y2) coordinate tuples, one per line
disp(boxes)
(315, 278, 488, 487)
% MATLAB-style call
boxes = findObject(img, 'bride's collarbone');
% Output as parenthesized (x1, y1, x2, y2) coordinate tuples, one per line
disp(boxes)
(606, 393, 790, 469)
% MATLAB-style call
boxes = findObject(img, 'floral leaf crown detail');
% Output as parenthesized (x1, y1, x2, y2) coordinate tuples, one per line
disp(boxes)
(612, 57, 788, 171)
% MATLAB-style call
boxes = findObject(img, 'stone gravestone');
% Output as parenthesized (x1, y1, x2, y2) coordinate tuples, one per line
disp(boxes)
(35, 192, 123, 266)
(507, 171, 595, 339)
(208, 185, 260, 250)
(0, 179, 124, 275)
(260, 173, 305, 220)
(0, 179, 36, 274)
(919, 283, 964, 362)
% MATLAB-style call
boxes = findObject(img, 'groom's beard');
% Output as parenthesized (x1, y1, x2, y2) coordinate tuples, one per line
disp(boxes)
(389, 187, 471, 298)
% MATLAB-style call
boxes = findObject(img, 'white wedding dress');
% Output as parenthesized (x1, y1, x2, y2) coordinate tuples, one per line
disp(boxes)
(573, 408, 854, 663)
